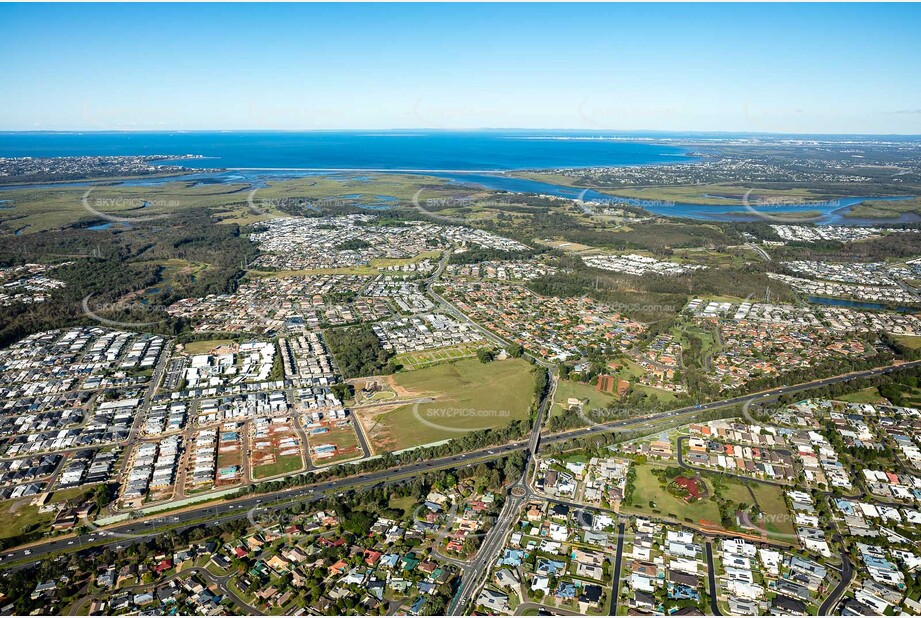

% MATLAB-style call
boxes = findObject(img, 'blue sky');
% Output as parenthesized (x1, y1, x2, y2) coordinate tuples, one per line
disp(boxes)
(2, 3, 920, 134)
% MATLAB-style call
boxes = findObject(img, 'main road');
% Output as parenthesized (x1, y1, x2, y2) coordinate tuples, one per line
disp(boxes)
(1, 359, 918, 570)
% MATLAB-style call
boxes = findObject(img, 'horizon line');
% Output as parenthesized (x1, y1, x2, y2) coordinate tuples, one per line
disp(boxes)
(2, 128, 921, 138)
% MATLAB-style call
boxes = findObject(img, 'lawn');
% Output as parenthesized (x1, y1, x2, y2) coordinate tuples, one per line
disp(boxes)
(0, 486, 90, 542)
(893, 335, 921, 350)
(837, 387, 887, 404)
(710, 476, 795, 540)
(359, 357, 536, 453)
(632, 384, 679, 404)
(552, 379, 616, 418)
(749, 483, 796, 539)
(368, 390, 396, 401)
(623, 464, 721, 525)
(387, 495, 418, 518)
(182, 339, 234, 355)
(0, 499, 56, 542)
(251, 453, 303, 480)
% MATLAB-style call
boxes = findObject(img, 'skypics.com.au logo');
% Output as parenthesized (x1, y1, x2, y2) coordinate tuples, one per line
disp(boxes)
(575, 188, 676, 213)
(81, 187, 175, 224)
(82, 294, 168, 329)
(246, 188, 349, 217)
(411, 190, 473, 225)
(411, 403, 510, 435)
(740, 189, 838, 224)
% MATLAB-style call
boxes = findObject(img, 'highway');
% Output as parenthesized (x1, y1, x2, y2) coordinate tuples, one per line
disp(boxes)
(2, 359, 918, 571)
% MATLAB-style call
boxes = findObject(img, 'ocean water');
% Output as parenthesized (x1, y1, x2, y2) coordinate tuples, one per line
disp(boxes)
(0, 130, 693, 171)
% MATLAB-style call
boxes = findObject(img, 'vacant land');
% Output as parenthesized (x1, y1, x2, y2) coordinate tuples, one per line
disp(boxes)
(182, 339, 234, 355)
(536, 238, 595, 253)
(552, 379, 615, 418)
(837, 387, 888, 404)
(894, 335, 921, 350)
(610, 221, 733, 251)
(359, 357, 535, 453)
(252, 454, 303, 480)
(0, 486, 88, 543)
(308, 421, 363, 466)
(251, 418, 304, 480)
(623, 464, 721, 525)
(749, 483, 796, 539)
(251, 173, 460, 206)
(0, 498, 56, 543)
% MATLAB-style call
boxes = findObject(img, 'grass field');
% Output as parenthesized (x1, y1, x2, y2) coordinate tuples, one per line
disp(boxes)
(135, 258, 211, 290)
(370, 251, 441, 268)
(894, 335, 921, 350)
(632, 384, 679, 404)
(749, 483, 796, 538)
(671, 247, 749, 268)
(535, 238, 595, 253)
(603, 358, 680, 404)
(623, 464, 721, 525)
(552, 379, 615, 418)
(610, 221, 734, 251)
(182, 339, 234, 355)
(252, 173, 459, 205)
(394, 342, 481, 370)
(359, 357, 536, 453)
(710, 475, 795, 540)
(717, 478, 755, 506)
(0, 486, 90, 542)
(837, 387, 887, 404)
(368, 390, 396, 401)
(0, 498, 56, 541)
(387, 495, 418, 518)
(251, 453, 303, 479)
